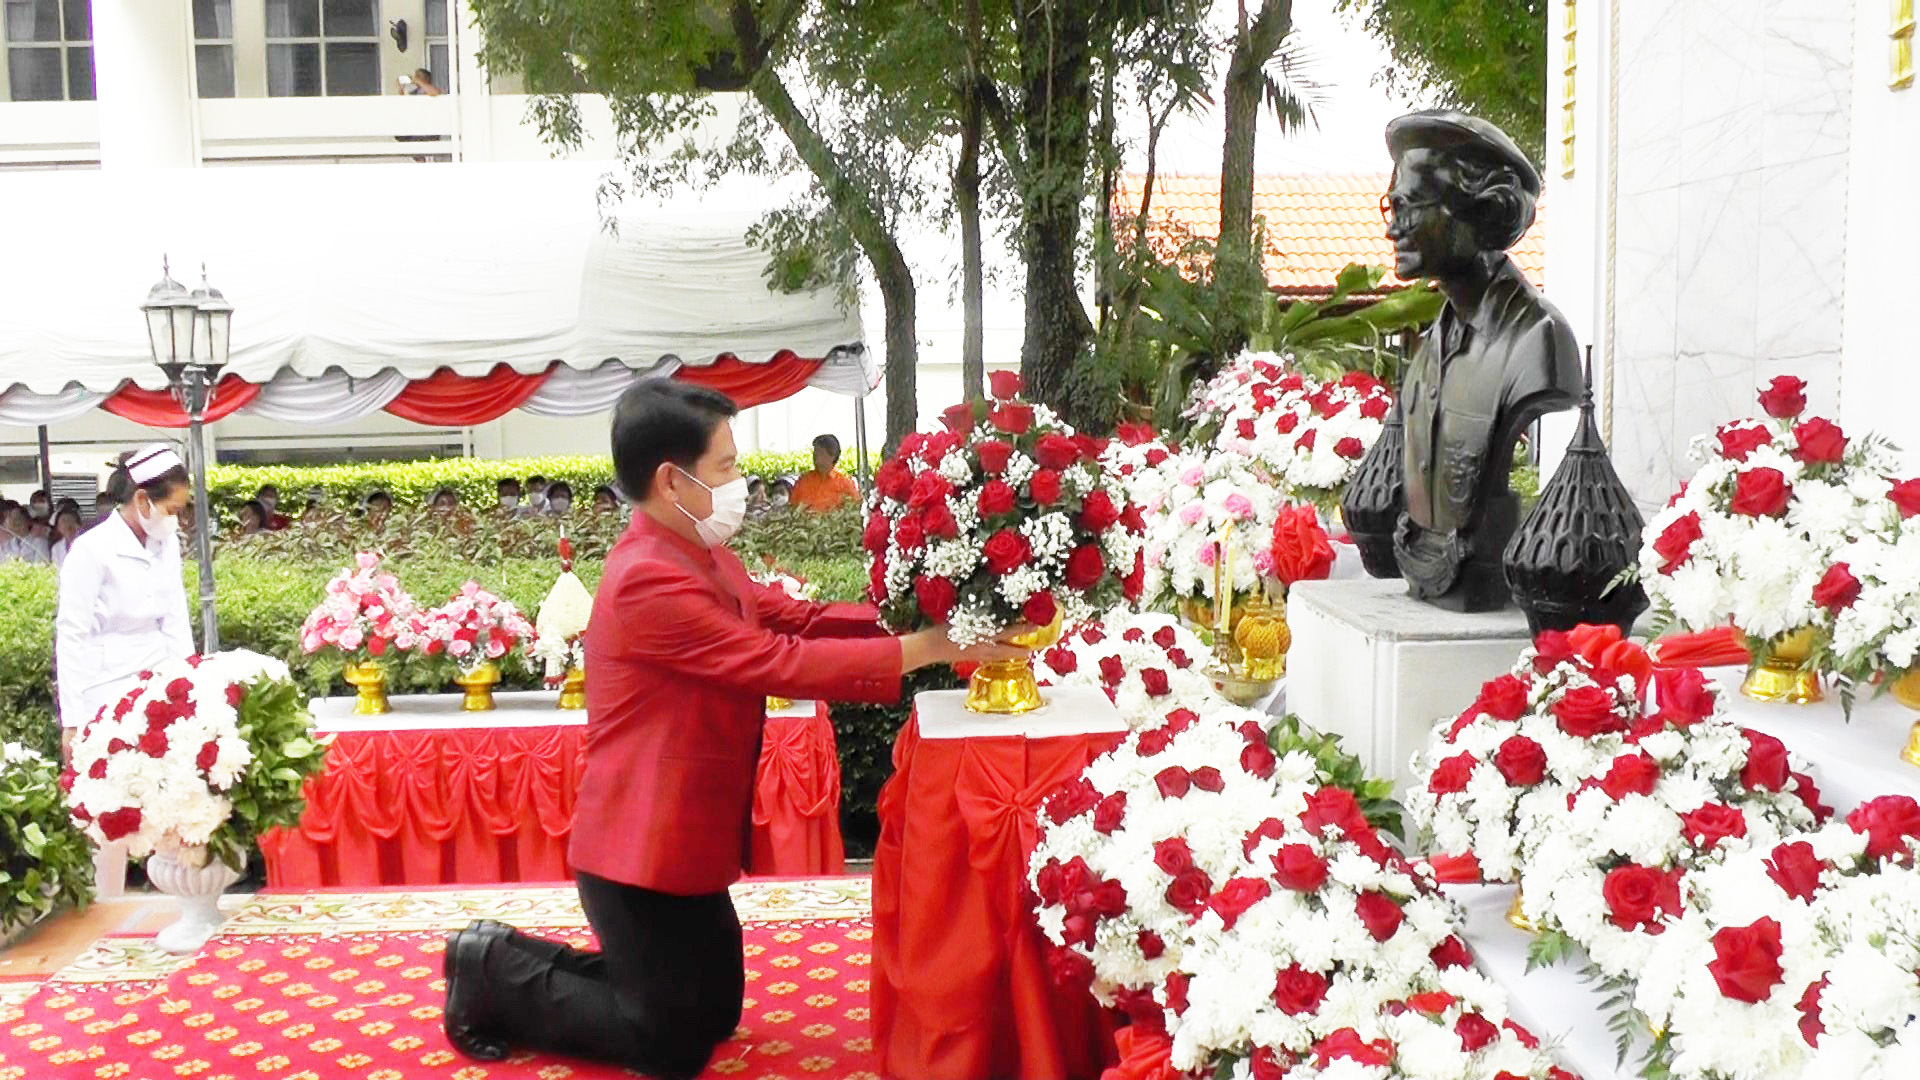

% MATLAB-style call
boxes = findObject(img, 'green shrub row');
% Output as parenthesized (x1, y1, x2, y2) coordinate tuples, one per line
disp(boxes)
(207, 451, 877, 513)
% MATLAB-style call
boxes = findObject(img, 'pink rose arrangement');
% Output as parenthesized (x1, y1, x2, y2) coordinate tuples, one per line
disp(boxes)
(298, 551, 423, 661)
(416, 581, 537, 674)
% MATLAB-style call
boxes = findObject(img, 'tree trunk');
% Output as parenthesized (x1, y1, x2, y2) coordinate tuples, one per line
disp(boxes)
(750, 68, 919, 451)
(957, 0, 985, 403)
(1216, 0, 1292, 357)
(1016, 0, 1099, 431)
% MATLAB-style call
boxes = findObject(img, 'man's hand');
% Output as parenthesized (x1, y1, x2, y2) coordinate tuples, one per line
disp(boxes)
(900, 624, 1035, 673)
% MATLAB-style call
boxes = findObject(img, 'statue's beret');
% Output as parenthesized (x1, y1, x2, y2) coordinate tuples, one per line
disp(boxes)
(1385, 110, 1541, 197)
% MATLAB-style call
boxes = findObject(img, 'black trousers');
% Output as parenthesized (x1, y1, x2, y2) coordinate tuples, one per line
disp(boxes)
(476, 871, 745, 1079)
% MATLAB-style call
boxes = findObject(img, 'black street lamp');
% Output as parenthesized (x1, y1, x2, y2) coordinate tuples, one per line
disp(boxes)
(141, 258, 230, 653)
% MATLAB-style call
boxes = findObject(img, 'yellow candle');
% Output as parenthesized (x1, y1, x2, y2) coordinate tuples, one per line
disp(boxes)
(1216, 527, 1233, 657)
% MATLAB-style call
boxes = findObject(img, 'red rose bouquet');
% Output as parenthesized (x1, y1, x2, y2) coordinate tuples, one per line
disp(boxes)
(866, 374, 1147, 646)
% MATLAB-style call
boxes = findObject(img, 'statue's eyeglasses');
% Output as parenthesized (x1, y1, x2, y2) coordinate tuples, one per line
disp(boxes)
(1378, 194, 1443, 225)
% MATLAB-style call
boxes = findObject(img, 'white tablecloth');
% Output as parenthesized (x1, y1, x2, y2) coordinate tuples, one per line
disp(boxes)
(310, 691, 818, 733)
(1449, 667, 1920, 1080)
(915, 685, 1127, 740)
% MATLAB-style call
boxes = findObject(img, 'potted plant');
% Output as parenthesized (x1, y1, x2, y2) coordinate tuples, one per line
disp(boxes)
(62, 650, 328, 953)
(1, 741, 93, 941)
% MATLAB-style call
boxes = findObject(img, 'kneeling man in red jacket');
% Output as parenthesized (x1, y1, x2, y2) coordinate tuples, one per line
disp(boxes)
(441, 380, 1024, 1078)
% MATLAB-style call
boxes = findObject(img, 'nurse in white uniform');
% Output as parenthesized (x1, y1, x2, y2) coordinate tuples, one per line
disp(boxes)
(55, 444, 196, 895)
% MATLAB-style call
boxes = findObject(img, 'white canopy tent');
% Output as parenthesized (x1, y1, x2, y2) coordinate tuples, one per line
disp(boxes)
(0, 161, 872, 424)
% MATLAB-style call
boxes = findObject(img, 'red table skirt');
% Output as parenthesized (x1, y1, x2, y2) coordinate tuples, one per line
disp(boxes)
(262, 706, 844, 887)
(871, 713, 1124, 1080)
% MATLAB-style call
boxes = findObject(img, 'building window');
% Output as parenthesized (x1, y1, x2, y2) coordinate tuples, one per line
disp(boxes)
(424, 0, 450, 93)
(265, 0, 381, 97)
(3, 0, 93, 102)
(193, 0, 234, 98)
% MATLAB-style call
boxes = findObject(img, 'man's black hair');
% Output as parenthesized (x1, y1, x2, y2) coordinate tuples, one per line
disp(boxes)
(611, 381, 738, 500)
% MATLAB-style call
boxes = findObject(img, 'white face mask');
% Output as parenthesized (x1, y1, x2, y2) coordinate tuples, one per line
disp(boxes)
(549, 497, 571, 515)
(499, 495, 520, 509)
(674, 467, 748, 547)
(137, 494, 178, 541)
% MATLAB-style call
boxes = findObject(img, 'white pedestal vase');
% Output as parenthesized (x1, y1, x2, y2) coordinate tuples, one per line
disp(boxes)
(147, 848, 242, 954)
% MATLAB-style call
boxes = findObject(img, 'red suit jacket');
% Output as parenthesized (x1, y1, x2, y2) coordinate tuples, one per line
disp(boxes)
(569, 512, 901, 894)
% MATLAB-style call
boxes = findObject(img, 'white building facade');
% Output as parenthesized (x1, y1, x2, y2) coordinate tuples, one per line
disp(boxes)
(1546, 0, 1919, 508)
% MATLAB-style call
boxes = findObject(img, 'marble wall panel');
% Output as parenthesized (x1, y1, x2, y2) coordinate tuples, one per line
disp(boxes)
(1680, 0, 1765, 184)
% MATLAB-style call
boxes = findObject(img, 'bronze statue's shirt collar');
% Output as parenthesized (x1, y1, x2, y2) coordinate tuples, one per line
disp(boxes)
(1431, 256, 1531, 363)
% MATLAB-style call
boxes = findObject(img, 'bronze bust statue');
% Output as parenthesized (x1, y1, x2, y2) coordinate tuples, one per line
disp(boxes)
(1371, 110, 1582, 612)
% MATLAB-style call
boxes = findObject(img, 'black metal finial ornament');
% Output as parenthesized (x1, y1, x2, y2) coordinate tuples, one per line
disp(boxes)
(1341, 400, 1405, 579)
(1503, 347, 1649, 635)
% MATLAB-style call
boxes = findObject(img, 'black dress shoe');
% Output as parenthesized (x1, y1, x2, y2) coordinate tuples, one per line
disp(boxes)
(443, 926, 510, 1061)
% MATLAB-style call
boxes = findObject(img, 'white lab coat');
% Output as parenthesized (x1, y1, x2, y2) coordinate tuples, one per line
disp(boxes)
(54, 513, 194, 729)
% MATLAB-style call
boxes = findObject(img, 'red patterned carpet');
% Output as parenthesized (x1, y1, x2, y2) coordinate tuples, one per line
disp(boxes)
(0, 880, 879, 1080)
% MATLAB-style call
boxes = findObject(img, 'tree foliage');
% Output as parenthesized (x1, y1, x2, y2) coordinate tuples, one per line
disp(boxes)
(1335, 0, 1547, 163)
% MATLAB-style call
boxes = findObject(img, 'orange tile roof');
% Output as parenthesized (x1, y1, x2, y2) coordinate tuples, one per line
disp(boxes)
(1114, 173, 1546, 296)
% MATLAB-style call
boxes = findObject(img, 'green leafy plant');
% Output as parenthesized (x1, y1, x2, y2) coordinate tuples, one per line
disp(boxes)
(208, 668, 331, 873)
(1267, 712, 1404, 839)
(0, 742, 93, 934)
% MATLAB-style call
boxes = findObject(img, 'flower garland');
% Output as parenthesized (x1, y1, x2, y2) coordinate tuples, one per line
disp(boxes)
(1633, 797, 1920, 1078)
(1031, 705, 1572, 1079)
(62, 651, 327, 871)
(1034, 608, 1221, 729)
(297, 551, 423, 660)
(417, 582, 536, 674)
(1638, 376, 1902, 646)
(1183, 351, 1393, 510)
(866, 373, 1148, 646)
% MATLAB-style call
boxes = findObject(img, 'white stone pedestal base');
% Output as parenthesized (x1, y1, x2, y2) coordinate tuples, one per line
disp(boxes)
(1287, 578, 1535, 793)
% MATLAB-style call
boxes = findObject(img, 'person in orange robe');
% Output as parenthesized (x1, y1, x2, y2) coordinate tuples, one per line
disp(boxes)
(441, 381, 1025, 1078)
(788, 433, 860, 511)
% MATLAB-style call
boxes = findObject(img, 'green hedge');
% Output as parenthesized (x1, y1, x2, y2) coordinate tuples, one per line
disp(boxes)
(208, 451, 877, 514)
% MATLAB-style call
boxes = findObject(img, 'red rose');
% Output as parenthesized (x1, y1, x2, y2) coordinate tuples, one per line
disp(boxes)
(1717, 423, 1773, 462)
(195, 740, 219, 774)
(1028, 469, 1063, 506)
(1730, 467, 1792, 517)
(1598, 752, 1661, 800)
(1891, 478, 1920, 518)
(1846, 794, 1920, 862)
(987, 369, 1023, 399)
(1791, 417, 1847, 464)
(1164, 971, 1190, 1015)
(978, 480, 1016, 518)
(1064, 545, 1106, 590)
(990, 402, 1034, 435)
(1791, 771, 1831, 821)
(1764, 840, 1823, 902)
(1455, 1012, 1500, 1053)
(922, 502, 959, 539)
(1354, 891, 1404, 942)
(1023, 591, 1058, 629)
(1334, 436, 1365, 460)
(1208, 877, 1271, 929)
(1493, 736, 1547, 787)
(1427, 752, 1477, 795)
(974, 439, 1014, 475)
(1431, 936, 1474, 970)
(907, 472, 952, 513)
(1098, 655, 1126, 688)
(1043, 643, 1077, 675)
(1045, 779, 1099, 824)
(1741, 729, 1792, 791)
(1077, 490, 1122, 533)
(1234, 418, 1257, 442)
(1035, 434, 1080, 470)
(875, 458, 914, 502)
(1313, 1029, 1393, 1068)
(1797, 978, 1828, 1048)
(1140, 668, 1170, 696)
(1653, 512, 1704, 574)
(1091, 792, 1127, 834)
(894, 516, 927, 553)
(1272, 965, 1330, 1015)
(1708, 917, 1785, 1003)
(1300, 787, 1365, 838)
(1240, 740, 1277, 778)
(96, 806, 143, 841)
(1602, 863, 1682, 930)
(862, 511, 891, 554)
(137, 728, 169, 757)
(1154, 768, 1193, 801)
(1651, 667, 1716, 727)
(1811, 563, 1861, 613)
(914, 576, 957, 622)
(941, 401, 980, 434)
(1272, 844, 1330, 892)
(1475, 674, 1532, 722)
(1682, 803, 1749, 850)
(1553, 685, 1625, 738)
(1164, 868, 1213, 917)
(1361, 395, 1390, 421)
(1405, 991, 1457, 1015)
(1046, 945, 1093, 989)
(983, 529, 1032, 575)
(1167, 647, 1192, 670)
(1294, 429, 1317, 452)
(1190, 767, 1225, 793)
(1275, 412, 1300, 434)
(1137, 929, 1165, 959)
(1269, 505, 1335, 585)
(1758, 375, 1808, 418)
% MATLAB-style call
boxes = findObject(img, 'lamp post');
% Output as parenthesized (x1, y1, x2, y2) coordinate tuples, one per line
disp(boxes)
(141, 258, 230, 653)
